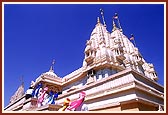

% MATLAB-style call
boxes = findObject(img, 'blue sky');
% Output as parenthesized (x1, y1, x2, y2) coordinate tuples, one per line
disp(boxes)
(3, 3, 165, 107)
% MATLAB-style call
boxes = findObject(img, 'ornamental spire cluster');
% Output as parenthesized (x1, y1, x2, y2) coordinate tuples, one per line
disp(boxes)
(83, 11, 158, 81)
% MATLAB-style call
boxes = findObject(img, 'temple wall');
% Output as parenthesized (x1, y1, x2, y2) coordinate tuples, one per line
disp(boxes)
(87, 93, 137, 111)
(62, 76, 87, 94)
(57, 73, 136, 108)
(62, 68, 118, 94)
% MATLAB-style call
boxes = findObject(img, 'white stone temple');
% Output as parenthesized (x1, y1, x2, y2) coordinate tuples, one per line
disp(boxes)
(4, 12, 164, 112)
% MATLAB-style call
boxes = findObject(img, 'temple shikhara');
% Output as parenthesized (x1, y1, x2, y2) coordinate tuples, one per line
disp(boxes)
(4, 11, 164, 111)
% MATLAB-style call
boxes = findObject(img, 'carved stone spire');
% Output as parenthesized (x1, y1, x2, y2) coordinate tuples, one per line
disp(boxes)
(112, 19, 117, 32)
(82, 10, 158, 82)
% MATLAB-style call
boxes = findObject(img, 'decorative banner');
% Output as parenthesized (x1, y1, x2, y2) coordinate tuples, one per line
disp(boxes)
(32, 83, 43, 98)
(37, 87, 48, 107)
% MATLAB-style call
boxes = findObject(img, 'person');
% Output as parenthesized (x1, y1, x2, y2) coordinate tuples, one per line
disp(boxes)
(58, 98, 70, 111)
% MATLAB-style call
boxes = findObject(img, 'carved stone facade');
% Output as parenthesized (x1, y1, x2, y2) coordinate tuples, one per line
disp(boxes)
(4, 14, 164, 112)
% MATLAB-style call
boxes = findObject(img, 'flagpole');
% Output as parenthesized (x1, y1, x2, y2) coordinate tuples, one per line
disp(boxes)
(100, 8, 106, 27)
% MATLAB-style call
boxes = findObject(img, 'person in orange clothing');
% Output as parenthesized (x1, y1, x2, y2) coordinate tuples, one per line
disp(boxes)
(58, 98, 70, 111)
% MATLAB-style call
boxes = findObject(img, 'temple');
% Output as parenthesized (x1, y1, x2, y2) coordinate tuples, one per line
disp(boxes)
(4, 12, 164, 112)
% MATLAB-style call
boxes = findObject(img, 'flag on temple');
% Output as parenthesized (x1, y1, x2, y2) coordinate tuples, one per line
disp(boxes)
(113, 13, 118, 19)
(100, 8, 104, 15)
(130, 34, 134, 40)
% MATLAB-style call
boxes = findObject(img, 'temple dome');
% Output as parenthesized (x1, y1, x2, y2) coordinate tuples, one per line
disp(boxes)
(43, 71, 59, 78)
(42, 59, 60, 78)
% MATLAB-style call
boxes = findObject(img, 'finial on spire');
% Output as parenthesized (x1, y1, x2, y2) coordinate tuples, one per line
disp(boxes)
(49, 59, 55, 72)
(97, 17, 100, 24)
(100, 8, 106, 27)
